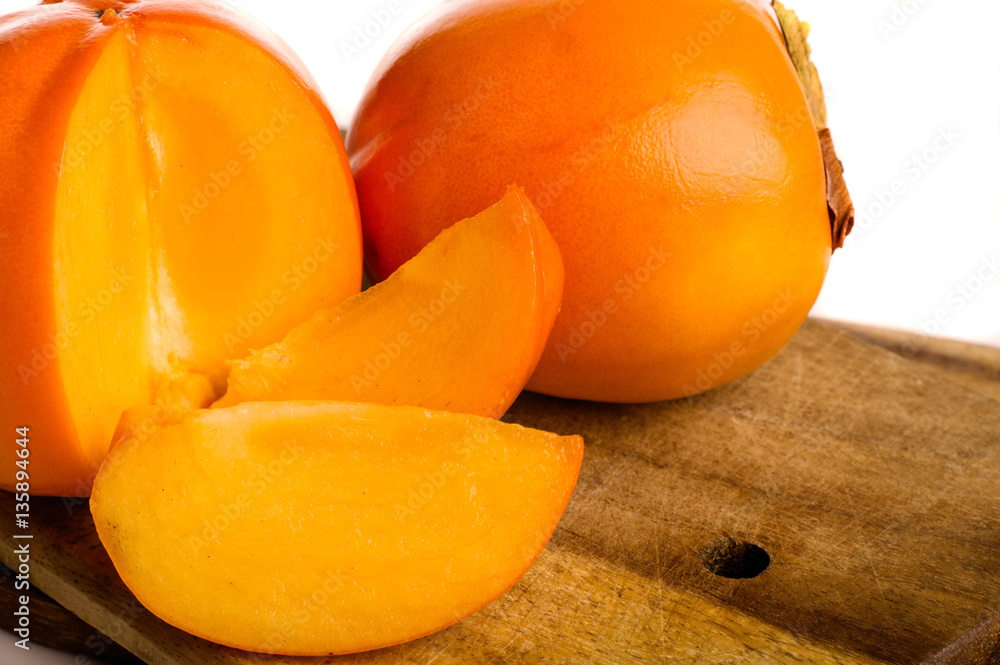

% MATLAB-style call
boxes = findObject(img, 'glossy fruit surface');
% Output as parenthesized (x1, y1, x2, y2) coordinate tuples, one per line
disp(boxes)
(91, 401, 584, 655)
(348, 0, 832, 403)
(0, 0, 361, 495)
(217, 186, 563, 418)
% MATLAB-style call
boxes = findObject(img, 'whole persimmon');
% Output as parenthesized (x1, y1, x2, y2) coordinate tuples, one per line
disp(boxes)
(0, 0, 361, 495)
(348, 0, 853, 403)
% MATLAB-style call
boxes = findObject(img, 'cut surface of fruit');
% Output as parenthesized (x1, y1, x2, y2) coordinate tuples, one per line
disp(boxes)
(215, 186, 564, 419)
(109, 373, 216, 452)
(53, 26, 153, 468)
(0, 1, 361, 495)
(90, 401, 584, 655)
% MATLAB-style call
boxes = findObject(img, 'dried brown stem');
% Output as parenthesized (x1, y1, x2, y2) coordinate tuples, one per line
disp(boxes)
(773, 1, 854, 250)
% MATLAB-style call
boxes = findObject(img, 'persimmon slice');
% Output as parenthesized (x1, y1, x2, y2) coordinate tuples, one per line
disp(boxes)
(90, 401, 583, 655)
(216, 186, 564, 418)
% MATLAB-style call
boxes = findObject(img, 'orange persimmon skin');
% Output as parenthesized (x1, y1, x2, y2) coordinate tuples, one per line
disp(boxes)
(0, 0, 361, 496)
(1, 3, 113, 497)
(348, 0, 831, 403)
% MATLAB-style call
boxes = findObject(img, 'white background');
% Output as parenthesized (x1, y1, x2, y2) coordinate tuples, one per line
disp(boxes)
(238, 0, 1000, 349)
(2, 0, 999, 663)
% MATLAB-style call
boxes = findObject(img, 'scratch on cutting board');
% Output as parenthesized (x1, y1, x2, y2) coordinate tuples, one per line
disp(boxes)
(655, 536, 666, 660)
(782, 352, 805, 425)
(864, 547, 887, 602)
(495, 632, 525, 661)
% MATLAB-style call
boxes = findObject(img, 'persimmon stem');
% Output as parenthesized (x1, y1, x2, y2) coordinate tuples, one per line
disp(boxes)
(773, 1, 854, 250)
(99, 9, 120, 26)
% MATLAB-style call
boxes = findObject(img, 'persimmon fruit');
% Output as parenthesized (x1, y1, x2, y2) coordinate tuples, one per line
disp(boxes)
(348, 0, 854, 403)
(0, 0, 362, 496)
(91, 401, 584, 655)
(215, 186, 564, 418)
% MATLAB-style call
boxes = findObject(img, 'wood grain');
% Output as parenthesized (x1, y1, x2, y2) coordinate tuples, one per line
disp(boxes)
(2, 319, 999, 664)
(0, 564, 142, 664)
(922, 611, 1000, 665)
(820, 319, 1000, 403)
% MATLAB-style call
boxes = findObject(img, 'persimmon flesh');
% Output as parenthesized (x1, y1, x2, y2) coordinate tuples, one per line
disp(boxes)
(348, 0, 847, 403)
(216, 186, 564, 419)
(0, 0, 361, 495)
(91, 401, 584, 655)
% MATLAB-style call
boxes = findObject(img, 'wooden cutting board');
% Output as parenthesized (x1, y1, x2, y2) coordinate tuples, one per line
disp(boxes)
(2, 319, 999, 664)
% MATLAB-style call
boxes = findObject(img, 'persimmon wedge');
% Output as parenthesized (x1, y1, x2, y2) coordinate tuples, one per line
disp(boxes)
(215, 186, 564, 418)
(90, 401, 584, 655)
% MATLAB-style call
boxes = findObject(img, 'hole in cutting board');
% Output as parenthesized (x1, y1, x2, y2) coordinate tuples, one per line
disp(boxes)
(699, 536, 770, 579)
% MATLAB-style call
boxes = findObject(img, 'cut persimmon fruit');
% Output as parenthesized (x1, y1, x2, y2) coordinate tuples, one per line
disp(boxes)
(0, 1, 362, 496)
(215, 186, 564, 419)
(91, 401, 584, 655)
